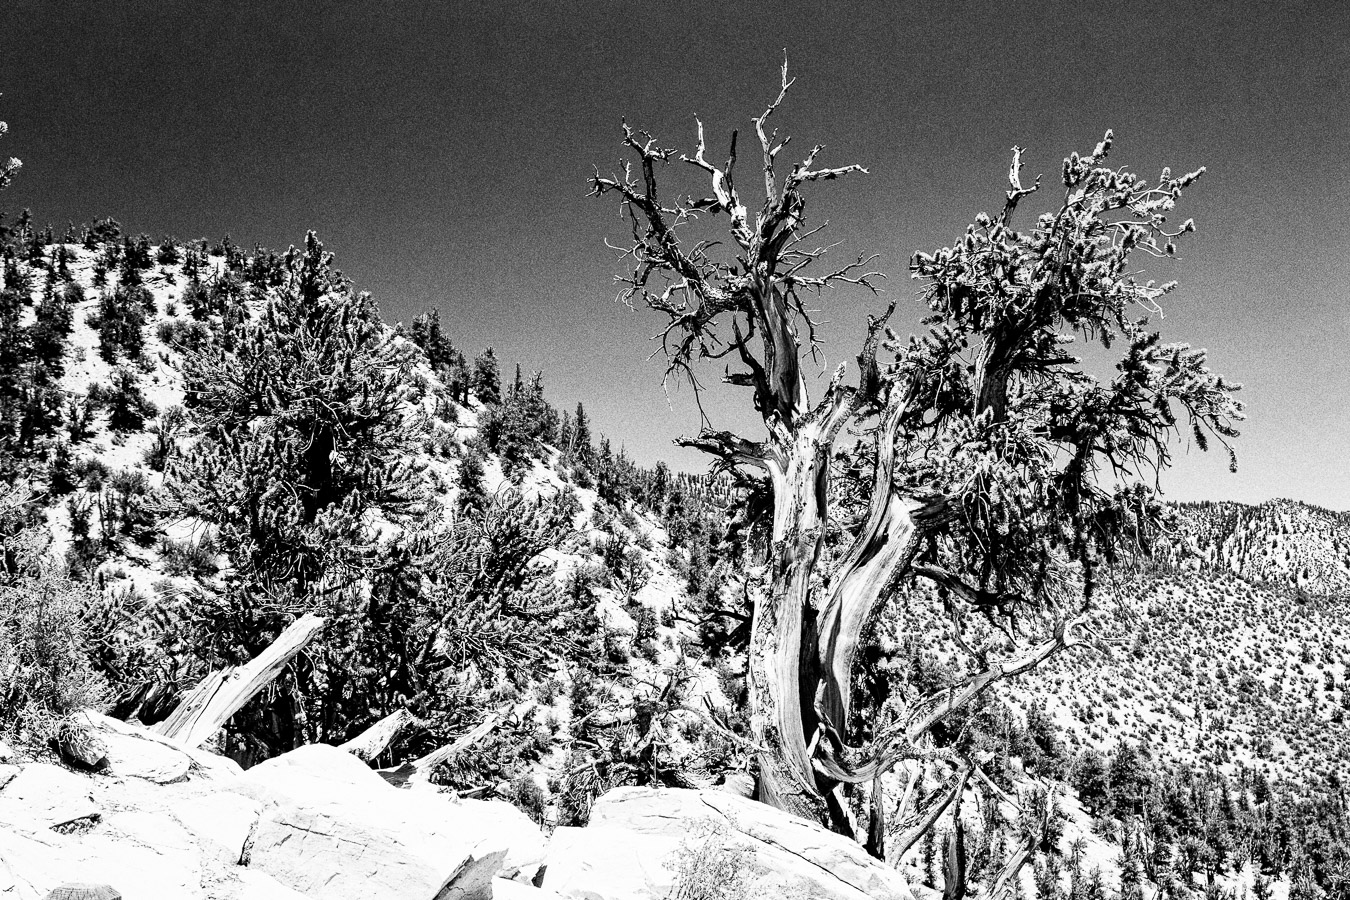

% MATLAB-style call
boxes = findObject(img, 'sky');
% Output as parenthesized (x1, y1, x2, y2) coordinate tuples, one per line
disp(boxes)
(1, 1, 1347, 508)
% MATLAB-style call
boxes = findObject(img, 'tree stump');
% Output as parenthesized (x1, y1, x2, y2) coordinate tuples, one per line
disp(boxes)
(44, 885, 122, 900)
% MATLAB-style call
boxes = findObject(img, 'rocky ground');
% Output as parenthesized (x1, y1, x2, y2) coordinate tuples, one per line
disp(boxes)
(0, 710, 915, 900)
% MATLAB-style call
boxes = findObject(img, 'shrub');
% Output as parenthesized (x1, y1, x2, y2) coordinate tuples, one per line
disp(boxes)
(665, 818, 764, 900)
(0, 567, 110, 745)
(507, 772, 548, 825)
(90, 368, 157, 432)
(160, 534, 219, 578)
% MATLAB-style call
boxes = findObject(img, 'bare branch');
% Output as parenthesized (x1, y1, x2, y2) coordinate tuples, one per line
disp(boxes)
(676, 428, 772, 473)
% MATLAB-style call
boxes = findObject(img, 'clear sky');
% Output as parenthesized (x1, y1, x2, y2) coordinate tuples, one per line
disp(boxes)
(2, 1, 1347, 508)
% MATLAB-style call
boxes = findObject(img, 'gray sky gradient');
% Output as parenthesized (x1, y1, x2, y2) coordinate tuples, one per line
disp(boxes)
(2, 1, 1347, 507)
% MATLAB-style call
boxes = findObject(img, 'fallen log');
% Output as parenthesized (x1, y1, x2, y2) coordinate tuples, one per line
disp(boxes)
(338, 708, 416, 762)
(153, 614, 326, 748)
(379, 699, 534, 787)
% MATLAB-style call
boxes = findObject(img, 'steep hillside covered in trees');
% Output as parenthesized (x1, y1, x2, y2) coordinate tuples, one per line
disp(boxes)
(2, 215, 1348, 900)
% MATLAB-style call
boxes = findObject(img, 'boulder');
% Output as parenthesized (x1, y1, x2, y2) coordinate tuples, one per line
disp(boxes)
(56, 727, 107, 769)
(238, 743, 545, 900)
(72, 712, 191, 784)
(184, 745, 244, 780)
(577, 786, 916, 900)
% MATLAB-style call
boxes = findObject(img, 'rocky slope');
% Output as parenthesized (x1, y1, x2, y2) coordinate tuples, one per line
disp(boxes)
(0, 711, 913, 900)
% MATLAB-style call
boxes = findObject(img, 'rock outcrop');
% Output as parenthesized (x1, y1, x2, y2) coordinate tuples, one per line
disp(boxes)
(0, 714, 919, 900)
(539, 785, 916, 900)
(238, 743, 544, 900)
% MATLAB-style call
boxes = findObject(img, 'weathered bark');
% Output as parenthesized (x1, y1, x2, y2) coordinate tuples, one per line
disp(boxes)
(154, 614, 326, 748)
(748, 421, 831, 822)
(864, 774, 886, 860)
(943, 817, 968, 900)
(895, 764, 972, 864)
(815, 390, 917, 734)
(338, 708, 414, 762)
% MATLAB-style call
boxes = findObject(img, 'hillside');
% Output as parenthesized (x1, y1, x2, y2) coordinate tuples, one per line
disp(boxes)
(0, 230, 748, 803)
(1, 228, 1348, 899)
(1011, 569, 1350, 783)
(1166, 499, 1350, 597)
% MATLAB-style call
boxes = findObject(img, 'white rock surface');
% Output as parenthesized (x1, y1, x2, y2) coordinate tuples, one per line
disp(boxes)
(540, 825, 680, 900)
(172, 790, 264, 863)
(578, 786, 916, 900)
(0, 728, 918, 900)
(232, 869, 315, 900)
(75, 710, 193, 783)
(0, 763, 101, 831)
(238, 743, 545, 900)
(491, 876, 569, 900)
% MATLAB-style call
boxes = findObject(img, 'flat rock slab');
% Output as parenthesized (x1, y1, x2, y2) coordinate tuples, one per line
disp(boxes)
(170, 790, 263, 863)
(0, 764, 101, 832)
(539, 826, 679, 900)
(585, 786, 916, 900)
(238, 743, 545, 900)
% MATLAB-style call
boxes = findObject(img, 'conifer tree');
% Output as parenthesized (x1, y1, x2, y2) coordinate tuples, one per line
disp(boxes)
(169, 232, 427, 754)
(591, 63, 1241, 841)
(473, 347, 502, 405)
(571, 401, 593, 464)
(409, 308, 455, 371)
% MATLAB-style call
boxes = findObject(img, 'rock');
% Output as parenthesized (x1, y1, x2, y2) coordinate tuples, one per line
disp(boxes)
(581, 786, 916, 900)
(56, 727, 107, 769)
(491, 877, 568, 899)
(0, 738, 14, 761)
(0, 812, 205, 900)
(230, 869, 313, 900)
(44, 884, 122, 899)
(539, 826, 679, 900)
(185, 745, 245, 780)
(171, 790, 263, 863)
(0, 764, 100, 831)
(0, 763, 19, 788)
(72, 712, 191, 784)
(238, 743, 545, 900)
(718, 772, 755, 797)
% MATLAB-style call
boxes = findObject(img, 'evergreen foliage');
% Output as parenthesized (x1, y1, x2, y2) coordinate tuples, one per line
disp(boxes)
(473, 347, 502, 405)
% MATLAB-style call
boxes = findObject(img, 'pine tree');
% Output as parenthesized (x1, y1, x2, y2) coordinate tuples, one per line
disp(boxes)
(169, 232, 427, 752)
(571, 402, 592, 464)
(409, 308, 455, 371)
(457, 443, 489, 514)
(1072, 750, 1112, 815)
(473, 347, 502, 405)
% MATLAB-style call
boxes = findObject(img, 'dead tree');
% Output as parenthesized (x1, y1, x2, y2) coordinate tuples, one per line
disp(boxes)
(591, 60, 1242, 839)
(155, 614, 326, 748)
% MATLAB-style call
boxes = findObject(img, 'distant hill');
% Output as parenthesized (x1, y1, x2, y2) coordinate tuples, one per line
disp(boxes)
(1007, 568, 1350, 785)
(1163, 498, 1350, 597)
